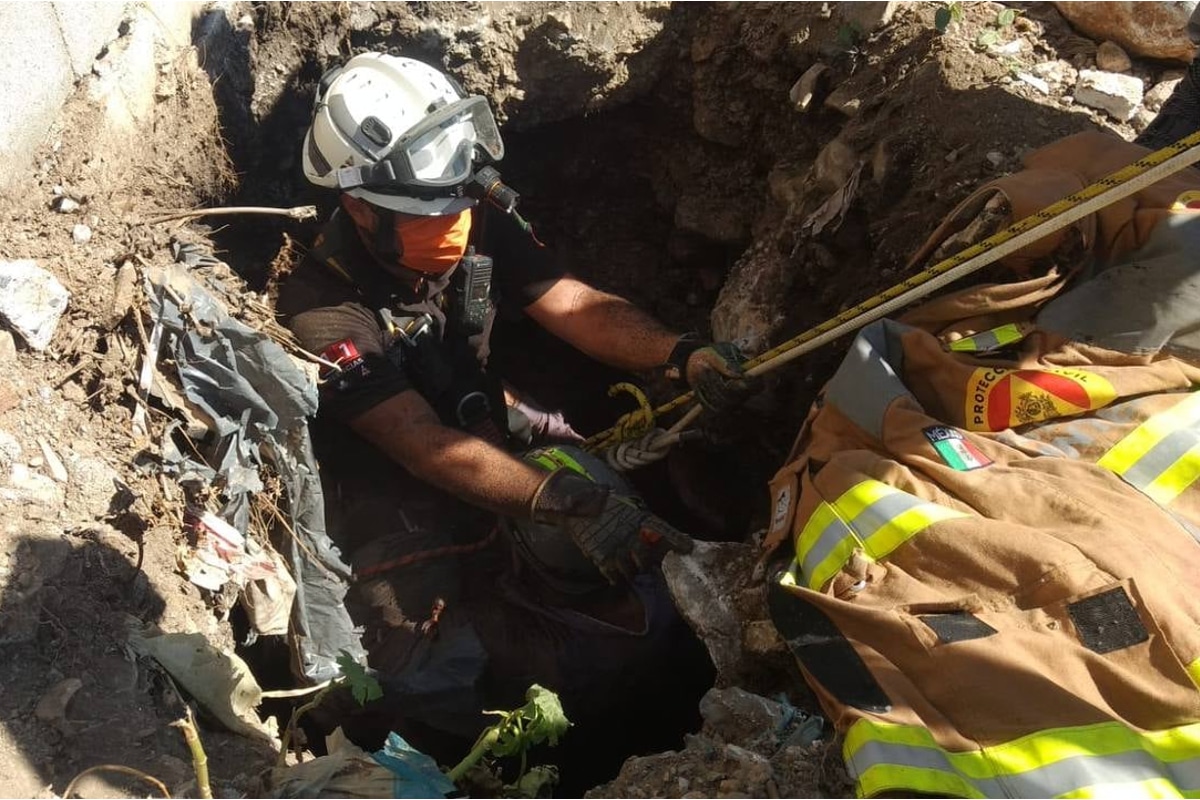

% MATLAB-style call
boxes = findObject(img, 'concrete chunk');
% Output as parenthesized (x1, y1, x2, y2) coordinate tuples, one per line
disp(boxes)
(0, 260, 70, 351)
(1074, 69, 1144, 121)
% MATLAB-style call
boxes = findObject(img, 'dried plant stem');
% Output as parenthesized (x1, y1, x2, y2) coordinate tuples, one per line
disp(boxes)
(147, 205, 318, 224)
(171, 707, 212, 800)
(278, 682, 336, 767)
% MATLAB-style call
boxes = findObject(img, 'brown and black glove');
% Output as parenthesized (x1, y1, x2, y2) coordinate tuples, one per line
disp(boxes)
(530, 468, 694, 584)
(666, 333, 759, 414)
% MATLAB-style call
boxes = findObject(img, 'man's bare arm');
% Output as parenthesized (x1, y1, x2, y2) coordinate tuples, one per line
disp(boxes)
(349, 389, 545, 518)
(524, 276, 679, 371)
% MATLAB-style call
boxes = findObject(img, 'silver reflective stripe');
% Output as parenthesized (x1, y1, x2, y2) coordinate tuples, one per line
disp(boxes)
(1120, 427, 1200, 492)
(849, 739, 1200, 797)
(847, 739, 1003, 795)
(968, 329, 1000, 351)
(799, 491, 924, 581)
(800, 513, 853, 582)
(1000, 748, 1200, 797)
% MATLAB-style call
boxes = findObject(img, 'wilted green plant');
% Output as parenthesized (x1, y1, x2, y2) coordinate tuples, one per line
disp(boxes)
(447, 684, 571, 787)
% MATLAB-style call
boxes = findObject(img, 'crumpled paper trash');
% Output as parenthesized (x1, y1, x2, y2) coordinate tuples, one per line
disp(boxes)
(126, 618, 276, 742)
(265, 728, 456, 798)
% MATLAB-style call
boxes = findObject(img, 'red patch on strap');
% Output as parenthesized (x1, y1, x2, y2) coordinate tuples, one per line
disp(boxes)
(320, 338, 365, 376)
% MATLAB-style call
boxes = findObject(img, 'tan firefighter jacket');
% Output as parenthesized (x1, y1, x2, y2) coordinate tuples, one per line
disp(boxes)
(765, 132, 1200, 798)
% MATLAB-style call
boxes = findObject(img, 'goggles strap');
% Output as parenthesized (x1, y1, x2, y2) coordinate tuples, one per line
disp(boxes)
(335, 160, 396, 191)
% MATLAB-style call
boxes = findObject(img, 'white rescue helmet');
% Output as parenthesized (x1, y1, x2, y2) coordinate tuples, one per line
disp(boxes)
(302, 53, 505, 216)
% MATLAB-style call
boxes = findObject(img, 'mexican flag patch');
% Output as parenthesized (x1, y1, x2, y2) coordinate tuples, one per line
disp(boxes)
(923, 426, 992, 471)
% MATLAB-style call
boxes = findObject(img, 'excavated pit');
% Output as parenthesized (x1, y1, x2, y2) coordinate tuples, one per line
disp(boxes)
(0, 0, 1168, 795)
(194, 4, 766, 790)
(131, 0, 1123, 786)
(187, 3, 1129, 790)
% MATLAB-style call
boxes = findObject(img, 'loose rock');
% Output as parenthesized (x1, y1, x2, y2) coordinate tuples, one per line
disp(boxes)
(0, 260, 70, 351)
(72, 223, 92, 244)
(1074, 69, 1145, 121)
(105, 261, 138, 329)
(7, 463, 65, 508)
(1095, 41, 1133, 73)
(1017, 72, 1051, 95)
(53, 197, 81, 214)
(0, 331, 15, 362)
(836, 2, 898, 35)
(700, 687, 785, 745)
(1144, 76, 1183, 111)
(1055, 2, 1198, 62)
(1032, 60, 1068, 84)
(824, 82, 862, 117)
(0, 432, 21, 468)
(814, 138, 858, 194)
(789, 63, 828, 112)
(1132, 106, 1159, 134)
(37, 439, 69, 483)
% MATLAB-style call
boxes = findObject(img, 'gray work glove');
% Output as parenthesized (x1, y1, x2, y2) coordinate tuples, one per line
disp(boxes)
(685, 341, 759, 414)
(530, 468, 694, 584)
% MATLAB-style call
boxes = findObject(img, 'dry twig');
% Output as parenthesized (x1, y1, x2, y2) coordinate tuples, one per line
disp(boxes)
(146, 205, 318, 225)
(63, 764, 170, 799)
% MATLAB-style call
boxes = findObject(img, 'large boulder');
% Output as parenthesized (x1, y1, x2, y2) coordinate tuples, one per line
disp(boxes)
(1054, 2, 1198, 63)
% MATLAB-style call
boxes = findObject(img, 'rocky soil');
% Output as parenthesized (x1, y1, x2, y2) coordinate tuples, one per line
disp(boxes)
(0, 1, 1192, 797)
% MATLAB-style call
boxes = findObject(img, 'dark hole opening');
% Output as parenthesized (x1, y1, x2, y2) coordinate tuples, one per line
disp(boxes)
(197, 14, 750, 791)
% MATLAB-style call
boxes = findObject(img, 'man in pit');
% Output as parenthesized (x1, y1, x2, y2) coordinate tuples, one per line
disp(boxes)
(276, 52, 753, 763)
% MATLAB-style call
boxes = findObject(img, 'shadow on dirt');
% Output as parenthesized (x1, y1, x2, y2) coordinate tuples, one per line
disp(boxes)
(0, 527, 278, 797)
(0, 530, 170, 795)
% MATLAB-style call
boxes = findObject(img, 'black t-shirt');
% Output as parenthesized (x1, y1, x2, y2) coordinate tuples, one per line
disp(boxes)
(276, 204, 565, 422)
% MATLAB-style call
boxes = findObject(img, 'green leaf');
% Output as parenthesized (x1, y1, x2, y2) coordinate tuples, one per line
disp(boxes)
(997, 8, 1017, 27)
(525, 685, 570, 747)
(934, 6, 952, 33)
(336, 650, 383, 706)
(975, 29, 1000, 49)
(949, 1, 964, 21)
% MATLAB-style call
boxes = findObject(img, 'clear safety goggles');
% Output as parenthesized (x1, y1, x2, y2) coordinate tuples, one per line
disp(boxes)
(338, 96, 504, 198)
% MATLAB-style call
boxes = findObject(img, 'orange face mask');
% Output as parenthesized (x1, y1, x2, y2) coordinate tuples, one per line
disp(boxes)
(342, 194, 472, 275)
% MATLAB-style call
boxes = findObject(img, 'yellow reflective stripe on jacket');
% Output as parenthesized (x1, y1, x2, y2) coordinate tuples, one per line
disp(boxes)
(846, 718, 1200, 798)
(1098, 392, 1200, 506)
(948, 323, 1027, 353)
(794, 480, 967, 590)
